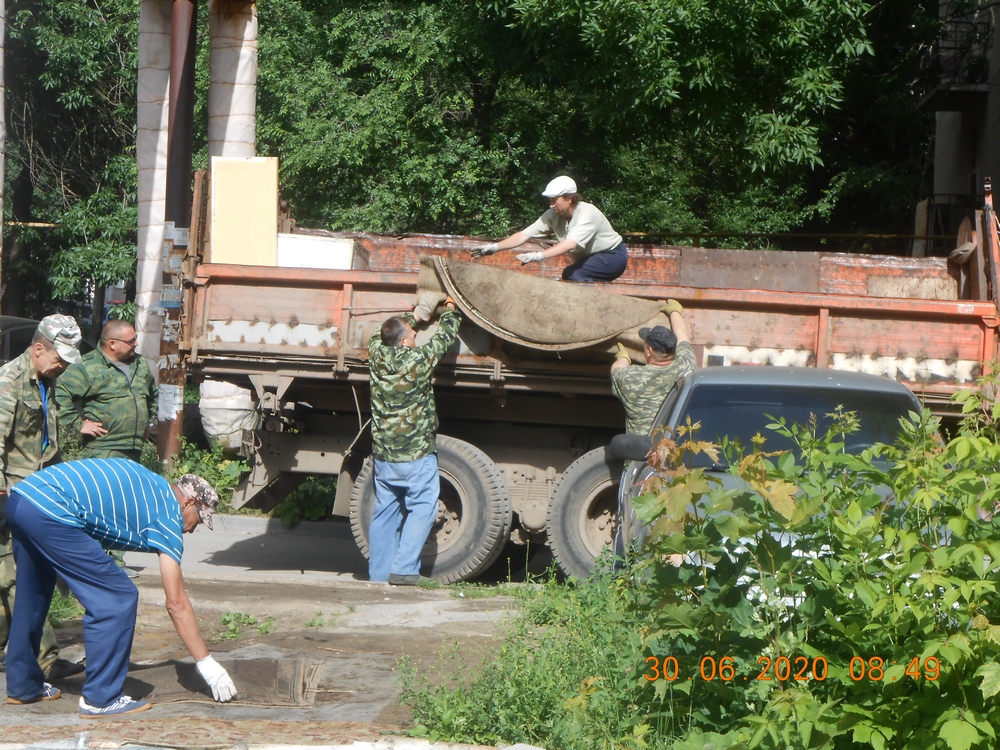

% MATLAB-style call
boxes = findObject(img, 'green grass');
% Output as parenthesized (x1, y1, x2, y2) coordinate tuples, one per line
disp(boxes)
(47, 591, 84, 627)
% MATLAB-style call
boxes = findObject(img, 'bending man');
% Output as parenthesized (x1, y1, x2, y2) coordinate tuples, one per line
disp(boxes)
(5, 459, 237, 717)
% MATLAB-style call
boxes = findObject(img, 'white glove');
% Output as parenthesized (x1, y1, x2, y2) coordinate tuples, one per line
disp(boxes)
(470, 242, 499, 258)
(197, 655, 238, 702)
(517, 251, 545, 264)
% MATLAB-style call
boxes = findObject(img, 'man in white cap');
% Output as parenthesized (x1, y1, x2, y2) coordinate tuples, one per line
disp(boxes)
(470, 175, 629, 282)
(5, 459, 237, 716)
(0, 314, 83, 679)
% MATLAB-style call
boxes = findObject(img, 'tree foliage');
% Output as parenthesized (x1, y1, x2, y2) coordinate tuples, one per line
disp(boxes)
(4, 0, 940, 314)
(253, 0, 901, 240)
(2, 0, 137, 319)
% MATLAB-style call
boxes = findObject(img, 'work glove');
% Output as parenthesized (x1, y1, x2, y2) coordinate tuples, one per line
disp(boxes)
(197, 655, 238, 702)
(615, 343, 631, 364)
(517, 251, 545, 265)
(413, 292, 449, 322)
(470, 242, 499, 258)
(661, 299, 684, 316)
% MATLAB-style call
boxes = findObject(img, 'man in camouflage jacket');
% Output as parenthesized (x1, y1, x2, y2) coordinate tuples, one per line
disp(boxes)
(56, 319, 157, 462)
(611, 300, 695, 435)
(367, 295, 461, 584)
(0, 315, 82, 675)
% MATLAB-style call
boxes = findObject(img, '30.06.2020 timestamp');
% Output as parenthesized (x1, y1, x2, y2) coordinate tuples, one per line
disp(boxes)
(643, 655, 942, 682)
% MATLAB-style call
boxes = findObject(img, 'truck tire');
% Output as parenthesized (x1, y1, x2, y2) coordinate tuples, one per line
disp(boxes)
(349, 435, 513, 583)
(547, 447, 624, 580)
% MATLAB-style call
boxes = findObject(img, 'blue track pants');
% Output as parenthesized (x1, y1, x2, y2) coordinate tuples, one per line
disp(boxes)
(6, 492, 138, 708)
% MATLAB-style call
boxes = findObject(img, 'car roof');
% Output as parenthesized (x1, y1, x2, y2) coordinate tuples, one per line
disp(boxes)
(685, 366, 919, 397)
(0, 316, 38, 331)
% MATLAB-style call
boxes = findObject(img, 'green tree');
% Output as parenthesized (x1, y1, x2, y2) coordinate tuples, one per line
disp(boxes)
(252, 0, 890, 245)
(2, 0, 137, 325)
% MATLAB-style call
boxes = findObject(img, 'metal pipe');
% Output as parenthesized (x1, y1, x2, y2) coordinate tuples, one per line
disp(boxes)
(158, 0, 197, 467)
(165, 0, 196, 226)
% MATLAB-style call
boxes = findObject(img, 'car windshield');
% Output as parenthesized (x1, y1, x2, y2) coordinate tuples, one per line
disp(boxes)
(677, 384, 917, 468)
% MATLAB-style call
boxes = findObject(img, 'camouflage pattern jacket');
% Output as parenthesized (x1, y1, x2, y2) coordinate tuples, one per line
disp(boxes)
(368, 310, 461, 462)
(611, 341, 697, 435)
(55, 349, 157, 457)
(0, 350, 61, 493)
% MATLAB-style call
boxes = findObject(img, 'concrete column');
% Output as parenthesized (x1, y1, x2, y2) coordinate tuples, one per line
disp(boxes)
(136, 0, 172, 362)
(208, 0, 257, 158)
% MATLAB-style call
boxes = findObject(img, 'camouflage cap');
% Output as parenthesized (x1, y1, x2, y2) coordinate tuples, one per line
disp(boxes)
(176, 474, 220, 529)
(38, 314, 82, 364)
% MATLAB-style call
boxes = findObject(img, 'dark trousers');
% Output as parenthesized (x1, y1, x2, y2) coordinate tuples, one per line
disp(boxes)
(6, 492, 137, 707)
(562, 242, 629, 282)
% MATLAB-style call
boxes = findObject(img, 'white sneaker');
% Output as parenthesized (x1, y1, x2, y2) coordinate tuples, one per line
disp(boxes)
(78, 694, 151, 718)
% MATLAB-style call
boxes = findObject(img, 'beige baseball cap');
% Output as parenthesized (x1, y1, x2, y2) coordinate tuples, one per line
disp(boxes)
(37, 315, 82, 365)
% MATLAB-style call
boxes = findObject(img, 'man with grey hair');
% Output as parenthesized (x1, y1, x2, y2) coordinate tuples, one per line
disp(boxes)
(0, 315, 84, 679)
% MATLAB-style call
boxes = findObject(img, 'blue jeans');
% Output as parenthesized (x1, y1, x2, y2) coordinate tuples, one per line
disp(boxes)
(368, 454, 440, 581)
(562, 242, 629, 282)
(6, 492, 137, 708)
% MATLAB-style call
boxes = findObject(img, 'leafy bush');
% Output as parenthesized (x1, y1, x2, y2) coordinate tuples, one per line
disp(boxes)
(273, 477, 337, 526)
(404, 397, 1000, 749)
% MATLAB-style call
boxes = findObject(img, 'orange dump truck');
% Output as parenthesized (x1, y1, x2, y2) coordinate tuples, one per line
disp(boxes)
(176, 202, 1000, 581)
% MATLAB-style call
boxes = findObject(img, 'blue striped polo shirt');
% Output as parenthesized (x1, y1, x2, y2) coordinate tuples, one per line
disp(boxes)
(11, 458, 185, 564)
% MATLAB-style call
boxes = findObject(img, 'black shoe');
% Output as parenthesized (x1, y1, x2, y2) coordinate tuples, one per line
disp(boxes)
(43, 658, 85, 680)
(0, 654, 6, 673)
(387, 573, 430, 586)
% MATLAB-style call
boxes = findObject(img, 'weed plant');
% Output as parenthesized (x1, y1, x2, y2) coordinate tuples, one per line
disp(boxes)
(402, 569, 645, 747)
(216, 611, 258, 641)
(168, 439, 248, 513)
(403, 384, 1000, 750)
(47, 590, 84, 627)
(273, 477, 337, 525)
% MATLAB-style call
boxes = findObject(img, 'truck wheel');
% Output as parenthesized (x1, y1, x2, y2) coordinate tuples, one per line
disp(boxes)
(349, 435, 513, 583)
(547, 447, 624, 580)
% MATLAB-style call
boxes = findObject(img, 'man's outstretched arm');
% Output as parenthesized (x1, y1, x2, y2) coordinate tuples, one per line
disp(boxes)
(158, 552, 237, 702)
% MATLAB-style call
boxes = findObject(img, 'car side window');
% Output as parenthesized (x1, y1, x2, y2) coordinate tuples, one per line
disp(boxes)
(5, 326, 36, 364)
(678, 384, 917, 468)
